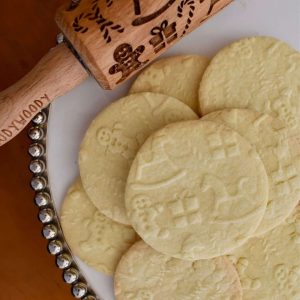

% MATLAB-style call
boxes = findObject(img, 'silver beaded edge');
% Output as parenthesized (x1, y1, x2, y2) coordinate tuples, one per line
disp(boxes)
(28, 106, 98, 300)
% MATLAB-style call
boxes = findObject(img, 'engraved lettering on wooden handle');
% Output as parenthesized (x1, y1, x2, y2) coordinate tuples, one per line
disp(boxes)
(0, 43, 88, 146)
(56, 0, 233, 89)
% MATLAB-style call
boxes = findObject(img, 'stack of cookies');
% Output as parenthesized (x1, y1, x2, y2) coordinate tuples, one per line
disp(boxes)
(60, 36, 300, 299)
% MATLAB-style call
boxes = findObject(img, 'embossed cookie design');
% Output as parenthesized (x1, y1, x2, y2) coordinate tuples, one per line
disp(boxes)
(115, 240, 242, 300)
(125, 120, 269, 259)
(60, 180, 138, 275)
(199, 36, 300, 129)
(79, 92, 198, 224)
(229, 205, 300, 300)
(130, 55, 209, 113)
(203, 108, 300, 235)
(56, 36, 300, 297)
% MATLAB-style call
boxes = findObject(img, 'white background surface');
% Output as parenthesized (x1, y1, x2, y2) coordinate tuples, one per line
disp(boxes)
(47, 0, 300, 299)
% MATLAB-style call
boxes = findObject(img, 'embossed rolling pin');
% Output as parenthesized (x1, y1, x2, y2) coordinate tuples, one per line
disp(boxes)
(0, 0, 232, 146)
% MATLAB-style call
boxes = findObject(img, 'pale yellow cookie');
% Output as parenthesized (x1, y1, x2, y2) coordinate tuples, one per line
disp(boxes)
(125, 120, 269, 259)
(115, 240, 242, 300)
(229, 205, 300, 300)
(60, 180, 138, 275)
(199, 36, 300, 129)
(202, 109, 300, 235)
(79, 92, 198, 224)
(130, 55, 209, 113)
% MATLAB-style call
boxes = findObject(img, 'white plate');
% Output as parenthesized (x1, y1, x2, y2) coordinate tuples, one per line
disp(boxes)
(47, 0, 300, 298)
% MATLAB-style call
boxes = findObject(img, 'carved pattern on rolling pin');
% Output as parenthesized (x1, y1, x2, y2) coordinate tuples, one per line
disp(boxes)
(177, 0, 196, 36)
(199, 0, 223, 24)
(106, 0, 113, 7)
(109, 44, 149, 84)
(149, 20, 178, 53)
(132, 0, 177, 26)
(72, 0, 124, 43)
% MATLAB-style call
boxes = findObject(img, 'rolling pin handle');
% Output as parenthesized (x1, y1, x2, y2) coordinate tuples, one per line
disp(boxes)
(0, 43, 89, 147)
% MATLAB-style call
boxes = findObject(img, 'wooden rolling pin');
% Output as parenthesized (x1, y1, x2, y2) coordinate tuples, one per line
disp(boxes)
(0, 0, 232, 146)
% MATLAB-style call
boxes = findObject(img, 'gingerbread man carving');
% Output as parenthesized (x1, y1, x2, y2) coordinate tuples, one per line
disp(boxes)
(109, 43, 149, 84)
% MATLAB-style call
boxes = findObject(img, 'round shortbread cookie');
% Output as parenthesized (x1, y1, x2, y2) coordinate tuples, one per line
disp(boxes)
(199, 36, 300, 129)
(229, 205, 300, 300)
(125, 120, 269, 259)
(130, 55, 209, 113)
(79, 92, 198, 224)
(115, 240, 242, 300)
(60, 180, 138, 275)
(202, 109, 300, 235)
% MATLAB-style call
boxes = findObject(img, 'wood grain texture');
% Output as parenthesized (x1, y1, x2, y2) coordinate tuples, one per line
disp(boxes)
(0, 0, 73, 299)
(0, 43, 88, 146)
(56, 0, 233, 89)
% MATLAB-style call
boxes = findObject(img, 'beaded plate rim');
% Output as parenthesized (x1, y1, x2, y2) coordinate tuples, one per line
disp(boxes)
(28, 106, 98, 300)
